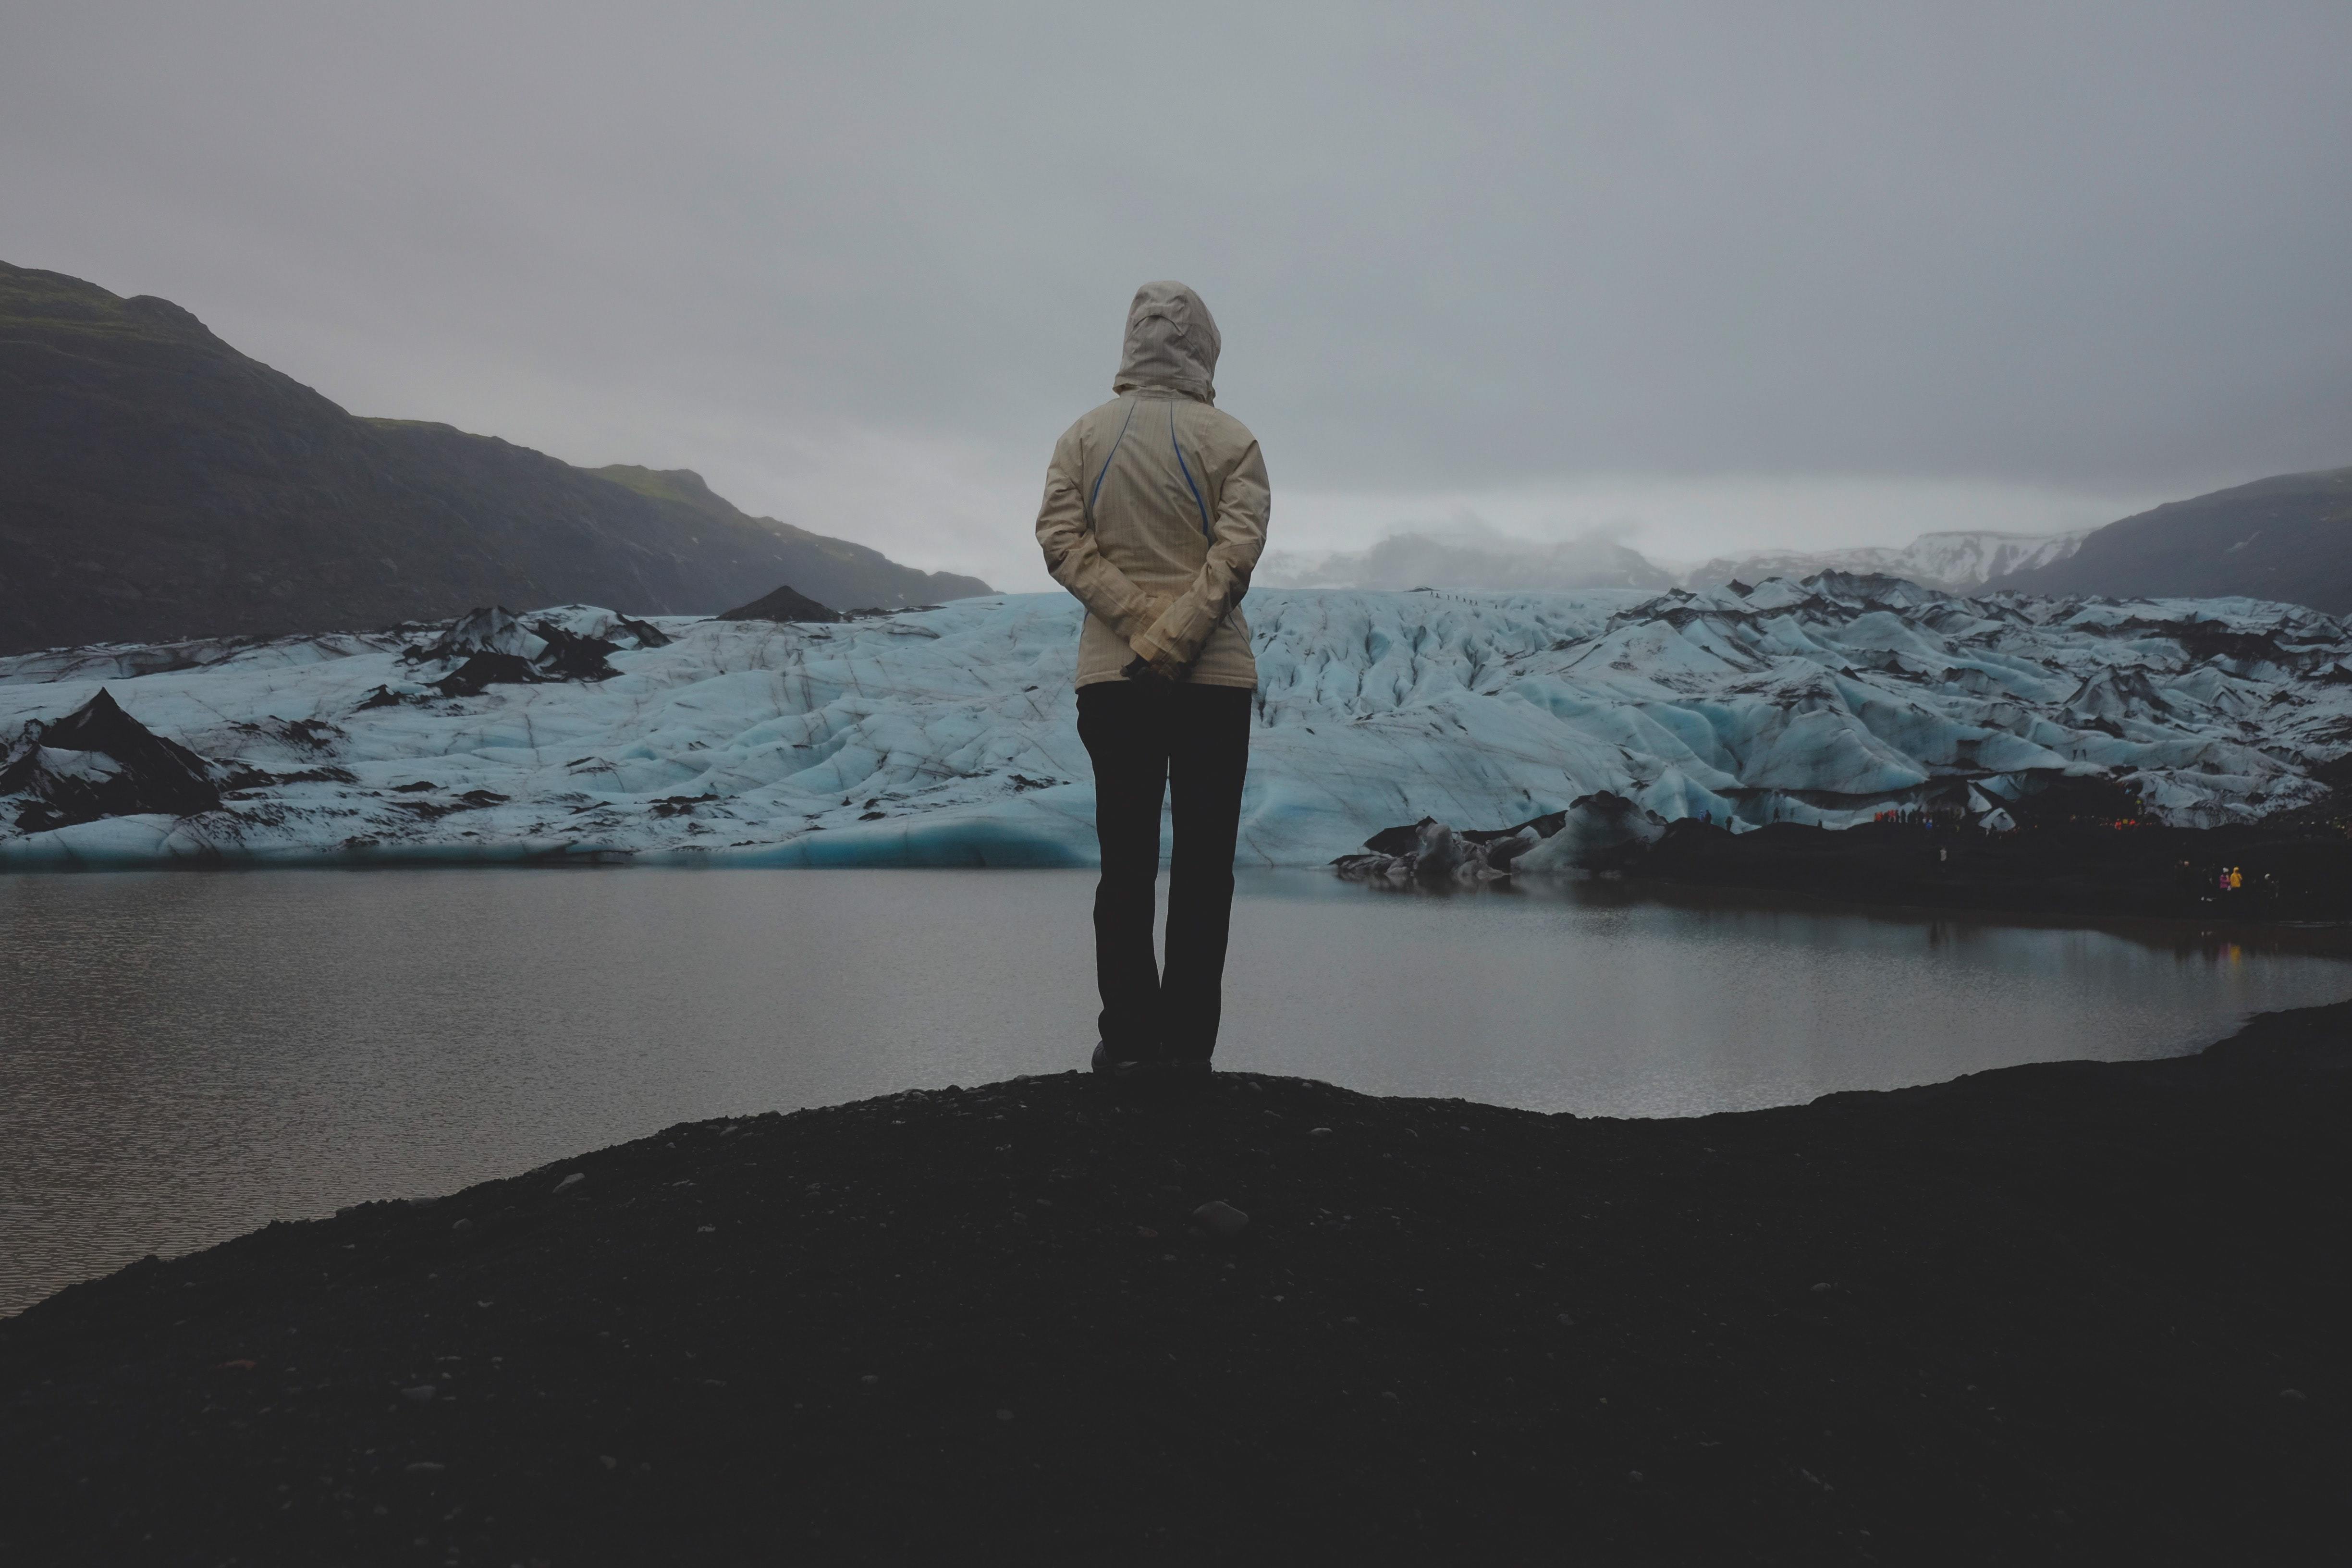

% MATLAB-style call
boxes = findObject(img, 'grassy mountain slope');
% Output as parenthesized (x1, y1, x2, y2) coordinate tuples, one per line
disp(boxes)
(0, 261, 989, 654)
(2004, 467, 2352, 612)
(589, 464, 950, 610)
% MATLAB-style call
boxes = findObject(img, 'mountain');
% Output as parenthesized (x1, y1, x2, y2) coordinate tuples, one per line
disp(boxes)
(1999, 467, 2352, 613)
(1684, 530, 2087, 592)
(0, 261, 989, 655)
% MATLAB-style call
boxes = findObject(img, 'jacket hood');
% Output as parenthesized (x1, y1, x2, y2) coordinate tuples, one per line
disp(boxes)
(1113, 281, 1220, 403)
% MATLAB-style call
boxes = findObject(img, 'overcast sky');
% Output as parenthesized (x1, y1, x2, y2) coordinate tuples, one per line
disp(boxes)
(7, 2, 2347, 590)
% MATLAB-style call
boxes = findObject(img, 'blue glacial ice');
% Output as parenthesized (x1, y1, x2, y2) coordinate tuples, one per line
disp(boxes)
(3, 575, 2349, 869)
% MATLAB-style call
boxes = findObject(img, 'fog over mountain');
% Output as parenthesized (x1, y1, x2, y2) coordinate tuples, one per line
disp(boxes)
(1258, 520, 1672, 593)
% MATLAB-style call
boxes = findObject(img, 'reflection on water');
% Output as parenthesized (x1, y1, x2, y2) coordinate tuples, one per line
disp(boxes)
(4, 868, 2348, 1314)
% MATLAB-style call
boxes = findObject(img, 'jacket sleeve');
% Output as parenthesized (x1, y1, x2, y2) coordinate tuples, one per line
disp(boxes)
(1034, 418, 1163, 641)
(1131, 433, 1270, 670)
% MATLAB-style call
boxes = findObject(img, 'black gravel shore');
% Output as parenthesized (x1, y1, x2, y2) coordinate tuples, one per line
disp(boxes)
(1633, 818, 2352, 923)
(4, 1003, 2347, 1566)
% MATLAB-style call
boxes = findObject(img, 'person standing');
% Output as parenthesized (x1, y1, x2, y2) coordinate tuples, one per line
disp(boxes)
(1034, 282, 1271, 1079)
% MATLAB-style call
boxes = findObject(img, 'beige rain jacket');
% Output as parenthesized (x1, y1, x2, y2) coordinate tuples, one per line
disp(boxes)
(1034, 282, 1271, 689)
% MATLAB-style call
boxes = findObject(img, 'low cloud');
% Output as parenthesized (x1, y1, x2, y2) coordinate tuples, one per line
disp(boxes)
(1257, 515, 1673, 592)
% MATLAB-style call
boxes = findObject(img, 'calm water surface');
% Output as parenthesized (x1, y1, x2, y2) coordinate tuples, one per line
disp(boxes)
(5, 868, 2349, 1314)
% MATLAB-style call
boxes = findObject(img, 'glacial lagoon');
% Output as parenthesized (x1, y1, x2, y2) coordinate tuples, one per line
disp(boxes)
(5, 866, 2349, 1314)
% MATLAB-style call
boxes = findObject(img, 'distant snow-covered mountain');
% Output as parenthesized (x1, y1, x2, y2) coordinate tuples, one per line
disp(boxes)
(1261, 522, 2084, 597)
(5, 579, 2346, 869)
(1683, 530, 2088, 592)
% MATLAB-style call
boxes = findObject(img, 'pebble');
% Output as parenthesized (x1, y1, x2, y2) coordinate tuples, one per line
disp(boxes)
(860, 1374, 880, 1385)
(552, 1173, 586, 1196)
(1557, 1314, 1575, 1328)
(403, 1461, 445, 1475)
(1192, 1200, 1249, 1238)
(995, 1409, 1015, 1422)
(1309, 1127, 1334, 1137)
(1810, 1282, 1834, 1294)
(400, 1385, 436, 1404)
(450, 1218, 472, 1234)
(2279, 1388, 2307, 1402)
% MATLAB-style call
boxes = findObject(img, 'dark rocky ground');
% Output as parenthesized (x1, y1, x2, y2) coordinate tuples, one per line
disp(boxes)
(1635, 818, 2352, 923)
(3, 1003, 2348, 1566)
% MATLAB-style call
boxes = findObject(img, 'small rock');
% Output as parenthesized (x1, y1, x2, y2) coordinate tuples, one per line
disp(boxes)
(404, 1461, 445, 1475)
(1381, 1390, 1398, 1402)
(400, 1385, 436, 1404)
(697, 1225, 715, 1234)
(1341, 1316, 1362, 1328)
(1192, 1200, 1249, 1238)
(2280, 1388, 2308, 1402)
(599, 1455, 617, 1471)
(1629, 1470, 1644, 1483)
(1309, 1127, 1334, 1137)
(1809, 1282, 1834, 1294)
(450, 1218, 472, 1234)
(860, 1374, 880, 1385)
(1556, 1313, 1575, 1328)
(995, 1409, 1015, 1422)
(553, 1173, 586, 1196)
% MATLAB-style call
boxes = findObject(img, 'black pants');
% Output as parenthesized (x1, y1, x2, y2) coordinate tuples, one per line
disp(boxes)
(1076, 679, 1253, 1063)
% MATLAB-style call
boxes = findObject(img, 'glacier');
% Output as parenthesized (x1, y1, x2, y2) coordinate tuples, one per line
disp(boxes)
(1686, 529, 2090, 593)
(3, 576, 2350, 869)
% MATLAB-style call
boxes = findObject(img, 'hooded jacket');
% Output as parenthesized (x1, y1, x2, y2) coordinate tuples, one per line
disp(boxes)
(1034, 282, 1270, 689)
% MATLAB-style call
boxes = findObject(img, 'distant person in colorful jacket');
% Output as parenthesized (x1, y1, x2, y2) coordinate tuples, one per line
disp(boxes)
(1034, 282, 1271, 1080)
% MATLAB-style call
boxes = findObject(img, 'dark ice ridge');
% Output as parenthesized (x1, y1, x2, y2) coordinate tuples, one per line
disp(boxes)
(388, 606, 671, 700)
(0, 688, 223, 833)
(1335, 791, 1670, 882)
(0, 606, 672, 836)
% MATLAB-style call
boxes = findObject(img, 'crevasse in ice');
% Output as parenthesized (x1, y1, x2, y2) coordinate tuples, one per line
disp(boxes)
(2, 575, 2346, 868)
